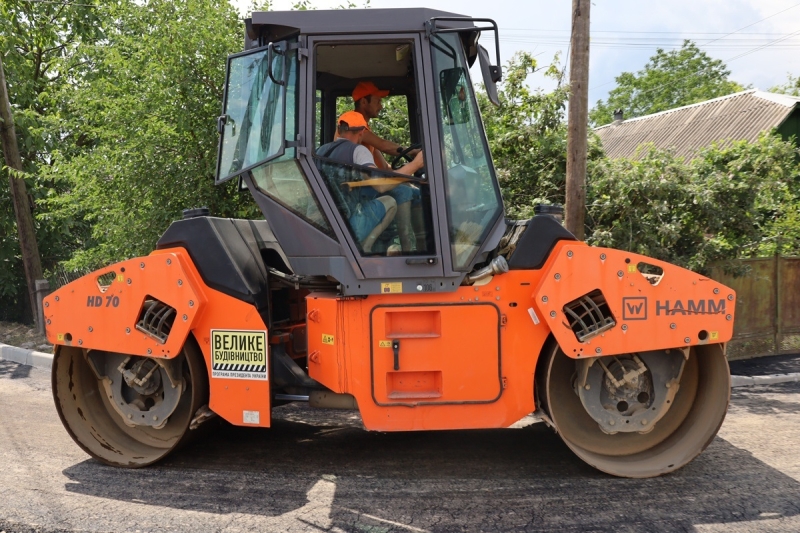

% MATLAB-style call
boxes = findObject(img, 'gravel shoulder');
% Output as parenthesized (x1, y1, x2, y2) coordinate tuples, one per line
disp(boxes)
(0, 321, 51, 353)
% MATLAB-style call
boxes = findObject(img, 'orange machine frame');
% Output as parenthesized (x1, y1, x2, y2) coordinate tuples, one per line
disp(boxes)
(44, 248, 272, 428)
(304, 241, 735, 431)
(45, 241, 735, 432)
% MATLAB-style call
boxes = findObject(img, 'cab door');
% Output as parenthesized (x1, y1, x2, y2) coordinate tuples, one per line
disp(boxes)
(370, 303, 502, 405)
(305, 33, 444, 280)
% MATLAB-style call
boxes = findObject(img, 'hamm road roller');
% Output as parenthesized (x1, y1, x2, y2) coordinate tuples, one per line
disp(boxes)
(45, 8, 735, 478)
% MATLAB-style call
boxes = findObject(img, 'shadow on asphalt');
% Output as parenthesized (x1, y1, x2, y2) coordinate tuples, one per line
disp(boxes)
(60, 404, 800, 532)
(0, 359, 31, 379)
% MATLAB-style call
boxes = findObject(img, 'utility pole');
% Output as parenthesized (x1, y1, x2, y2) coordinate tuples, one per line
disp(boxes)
(565, 0, 590, 240)
(0, 53, 43, 323)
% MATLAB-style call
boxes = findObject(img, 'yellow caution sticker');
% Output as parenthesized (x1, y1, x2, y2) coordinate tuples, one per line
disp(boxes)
(378, 340, 392, 348)
(322, 334, 335, 345)
(628, 264, 637, 273)
(116, 274, 124, 282)
(57, 333, 64, 341)
(710, 331, 719, 340)
(380, 282, 403, 294)
(210, 329, 268, 380)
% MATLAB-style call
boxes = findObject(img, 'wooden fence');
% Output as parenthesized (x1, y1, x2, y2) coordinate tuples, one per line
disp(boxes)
(712, 256, 800, 360)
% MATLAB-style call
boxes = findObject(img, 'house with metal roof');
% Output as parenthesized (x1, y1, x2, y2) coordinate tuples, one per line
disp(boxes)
(594, 89, 800, 160)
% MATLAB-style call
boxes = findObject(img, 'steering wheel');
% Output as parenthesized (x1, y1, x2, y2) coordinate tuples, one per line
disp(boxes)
(391, 143, 423, 170)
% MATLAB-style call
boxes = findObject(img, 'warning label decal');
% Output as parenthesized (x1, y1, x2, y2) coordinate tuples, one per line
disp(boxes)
(211, 329, 268, 381)
(381, 282, 403, 294)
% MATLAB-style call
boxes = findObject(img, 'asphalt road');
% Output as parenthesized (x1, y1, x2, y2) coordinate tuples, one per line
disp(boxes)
(1, 359, 800, 533)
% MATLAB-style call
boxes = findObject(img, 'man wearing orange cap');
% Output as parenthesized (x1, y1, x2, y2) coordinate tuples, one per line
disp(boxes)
(351, 82, 426, 252)
(351, 81, 421, 169)
(316, 111, 423, 254)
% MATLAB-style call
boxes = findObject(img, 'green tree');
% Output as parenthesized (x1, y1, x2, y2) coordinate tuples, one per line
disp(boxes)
(770, 73, 800, 97)
(0, 0, 105, 320)
(478, 52, 603, 218)
(45, 0, 258, 270)
(586, 133, 800, 273)
(590, 40, 744, 127)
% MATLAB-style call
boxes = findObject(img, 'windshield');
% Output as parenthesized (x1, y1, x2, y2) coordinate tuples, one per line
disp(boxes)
(431, 33, 502, 271)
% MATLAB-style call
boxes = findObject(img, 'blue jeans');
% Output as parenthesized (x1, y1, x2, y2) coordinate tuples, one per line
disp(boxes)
(387, 184, 420, 205)
(349, 198, 386, 242)
(359, 184, 421, 205)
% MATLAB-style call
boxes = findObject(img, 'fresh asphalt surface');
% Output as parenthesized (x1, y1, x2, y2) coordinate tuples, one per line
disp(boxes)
(1, 356, 800, 532)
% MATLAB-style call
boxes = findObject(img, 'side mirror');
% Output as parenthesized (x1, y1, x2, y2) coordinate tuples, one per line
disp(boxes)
(478, 45, 501, 107)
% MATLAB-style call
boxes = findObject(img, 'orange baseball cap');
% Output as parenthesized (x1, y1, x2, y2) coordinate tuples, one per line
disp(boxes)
(352, 81, 390, 102)
(337, 110, 369, 130)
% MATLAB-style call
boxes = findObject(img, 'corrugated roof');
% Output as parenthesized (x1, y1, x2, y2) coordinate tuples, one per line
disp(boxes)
(594, 90, 800, 160)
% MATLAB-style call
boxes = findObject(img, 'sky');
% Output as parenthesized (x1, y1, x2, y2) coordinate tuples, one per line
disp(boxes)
(232, 0, 800, 110)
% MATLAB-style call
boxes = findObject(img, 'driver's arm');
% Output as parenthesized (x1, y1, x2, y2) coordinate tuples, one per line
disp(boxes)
(362, 129, 421, 158)
(369, 152, 424, 193)
(395, 150, 424, 177)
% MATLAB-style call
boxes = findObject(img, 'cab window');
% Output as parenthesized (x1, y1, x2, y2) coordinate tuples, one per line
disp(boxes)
(312, 42, 435, 257)
(431, 33, 503, 271)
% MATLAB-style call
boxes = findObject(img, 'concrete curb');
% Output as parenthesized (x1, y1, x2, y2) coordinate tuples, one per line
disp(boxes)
(0, 343, 53, 370)
(1, 342, 799, 387)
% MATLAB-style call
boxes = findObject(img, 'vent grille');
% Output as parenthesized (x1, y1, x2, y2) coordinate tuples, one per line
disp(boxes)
(135, 298, 176, 344)
(563, 289, 616, 342)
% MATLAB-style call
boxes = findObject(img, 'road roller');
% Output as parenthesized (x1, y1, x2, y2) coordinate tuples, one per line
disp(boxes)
(45, 8, 734, 477)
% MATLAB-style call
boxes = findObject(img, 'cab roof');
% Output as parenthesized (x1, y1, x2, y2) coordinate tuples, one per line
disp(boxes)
(248, 8, 475, 46)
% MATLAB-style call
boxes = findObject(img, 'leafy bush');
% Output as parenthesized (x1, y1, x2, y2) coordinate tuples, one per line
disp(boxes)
(586, 133, 800, 273)
(478, 52, 605, 218)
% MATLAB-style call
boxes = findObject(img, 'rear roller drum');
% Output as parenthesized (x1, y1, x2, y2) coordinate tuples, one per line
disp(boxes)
(537, 342, 730, 478)
(52, 338, 209, 467)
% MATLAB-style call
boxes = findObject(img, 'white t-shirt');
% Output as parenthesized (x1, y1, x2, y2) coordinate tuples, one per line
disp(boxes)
(353, 144, 376, 167)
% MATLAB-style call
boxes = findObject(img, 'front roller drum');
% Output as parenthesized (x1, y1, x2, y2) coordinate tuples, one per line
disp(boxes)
(52, 338, 209, 467)
(538, 342, 730, 478)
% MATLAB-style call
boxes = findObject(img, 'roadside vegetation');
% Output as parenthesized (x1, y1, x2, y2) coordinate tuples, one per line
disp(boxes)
(1, 0, 799, 322)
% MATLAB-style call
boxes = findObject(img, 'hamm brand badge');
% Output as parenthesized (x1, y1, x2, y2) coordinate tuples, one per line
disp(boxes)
(621, 297, 728, 321)
(211, 329, 268, 380)
(622, 297, 647, 320)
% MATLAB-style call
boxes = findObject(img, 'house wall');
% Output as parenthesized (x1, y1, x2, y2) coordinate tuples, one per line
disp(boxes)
(777, 107, 800, 145)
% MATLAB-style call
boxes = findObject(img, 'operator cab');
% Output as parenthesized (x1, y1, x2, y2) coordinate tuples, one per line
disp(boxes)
(215, 9, 506, 294)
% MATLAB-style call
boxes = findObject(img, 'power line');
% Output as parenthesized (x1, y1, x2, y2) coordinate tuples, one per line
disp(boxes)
(588, 3, 800, 92)
(725, 28, 800, 63)
(504, 29, 797, 36)
(500, 37, 800, 50)
(700, 1, 800, 47)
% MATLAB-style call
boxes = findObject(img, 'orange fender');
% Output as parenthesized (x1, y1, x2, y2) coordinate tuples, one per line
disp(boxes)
(533, 242, 736, 358)
(44, 248, 272, 427)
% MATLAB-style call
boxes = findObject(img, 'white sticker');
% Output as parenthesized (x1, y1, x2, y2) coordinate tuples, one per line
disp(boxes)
(528, 307, 540, 325)
(243, 410, 260, 424)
